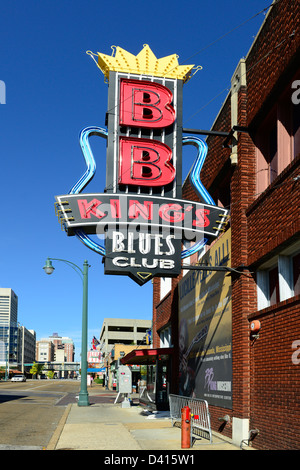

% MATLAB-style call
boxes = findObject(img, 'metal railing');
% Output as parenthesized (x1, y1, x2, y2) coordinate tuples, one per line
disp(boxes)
(169, 394, 212, 444)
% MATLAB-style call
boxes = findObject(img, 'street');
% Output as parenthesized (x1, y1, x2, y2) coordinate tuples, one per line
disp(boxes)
(0, 379, 80, 450)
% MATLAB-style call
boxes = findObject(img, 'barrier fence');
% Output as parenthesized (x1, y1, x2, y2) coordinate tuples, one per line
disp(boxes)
(168, 394, 212, 444)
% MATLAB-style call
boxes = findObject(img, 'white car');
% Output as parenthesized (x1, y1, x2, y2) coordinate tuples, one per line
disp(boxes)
(11, 375, 26, 382)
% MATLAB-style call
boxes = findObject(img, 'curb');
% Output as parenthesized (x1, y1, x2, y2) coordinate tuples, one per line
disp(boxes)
(46, 403, 72, 450)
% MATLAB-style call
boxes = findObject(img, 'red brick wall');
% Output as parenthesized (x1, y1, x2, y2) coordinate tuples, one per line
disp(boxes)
(230, 85, 257, 424)
(201, 95, 231, 190)
(247, 0, 300, 127)
(239, 0, 300, 449)
(249, 295, 300, 450)
(246, 154, 300, 266)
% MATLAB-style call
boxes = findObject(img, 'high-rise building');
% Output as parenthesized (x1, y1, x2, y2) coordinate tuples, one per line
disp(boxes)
(0, 288, 36, 372)
(0, 288, 18, 323)
(0, 288, 19, 369)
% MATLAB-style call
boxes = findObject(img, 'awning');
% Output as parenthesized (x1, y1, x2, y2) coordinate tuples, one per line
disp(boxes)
(87, 367, 106, 373)
(121, 347, 173, 365)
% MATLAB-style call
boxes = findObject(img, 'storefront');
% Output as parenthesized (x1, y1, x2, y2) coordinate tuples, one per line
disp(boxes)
(121, 347, 173, 411)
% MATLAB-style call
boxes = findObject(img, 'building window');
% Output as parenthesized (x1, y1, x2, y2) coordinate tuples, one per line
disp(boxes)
(160, 277, 171, 300)
(269, 265, 279, 306)
(293, 103, 300, 158)
(293, 252, 300, 296)
(268, 123, 278, 183)
(160, 326, 172, 348)
(255, 72, 300, 196)
(255, 111, 278, 195)
(257, 248, 300, 310)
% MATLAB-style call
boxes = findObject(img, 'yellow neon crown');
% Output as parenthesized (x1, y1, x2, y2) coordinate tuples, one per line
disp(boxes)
(87, 44, 201, 83)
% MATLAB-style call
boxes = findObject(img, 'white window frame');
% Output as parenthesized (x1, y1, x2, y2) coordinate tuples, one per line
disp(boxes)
(256, 243, 300, 310)
(160, 326, 172, 348)
(160, 277, 171, 301)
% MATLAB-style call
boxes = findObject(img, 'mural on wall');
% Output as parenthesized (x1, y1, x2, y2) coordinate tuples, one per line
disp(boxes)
(178, 229, 232, 408)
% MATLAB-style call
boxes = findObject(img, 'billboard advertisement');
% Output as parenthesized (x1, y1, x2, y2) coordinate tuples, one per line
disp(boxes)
(178, 229, 232, 408)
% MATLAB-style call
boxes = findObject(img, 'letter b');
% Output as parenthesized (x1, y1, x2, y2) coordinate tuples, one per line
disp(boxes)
(119, 79, 175, 128)
(119, 136, 175, 187)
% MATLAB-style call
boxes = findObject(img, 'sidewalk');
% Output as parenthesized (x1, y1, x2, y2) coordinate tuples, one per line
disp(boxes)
(46, 385, 241, 452)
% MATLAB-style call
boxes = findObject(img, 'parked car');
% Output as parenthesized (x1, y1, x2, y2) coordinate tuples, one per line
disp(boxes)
(11, 375, 26, 382)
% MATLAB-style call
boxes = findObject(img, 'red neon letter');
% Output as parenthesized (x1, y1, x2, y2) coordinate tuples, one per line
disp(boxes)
(110, 199, 121, 219)
(78, 198, 121, 219)
(119, 79, 175, 128)
(119, 137, 175, 187)
(78, 199, 106, 219)
(193, 209, 210, 227)
(159, 203, 184, 223)
(128, 200, 153, 220)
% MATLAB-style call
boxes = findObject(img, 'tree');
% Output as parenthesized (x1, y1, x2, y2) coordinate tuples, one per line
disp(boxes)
(47, 370, 55, 379)
(30, 362, 44, 379)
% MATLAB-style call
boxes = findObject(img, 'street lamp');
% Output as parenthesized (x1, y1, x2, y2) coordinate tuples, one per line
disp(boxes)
(43, 257, 90, 406)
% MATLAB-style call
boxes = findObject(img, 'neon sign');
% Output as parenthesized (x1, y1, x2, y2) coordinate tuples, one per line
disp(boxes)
(55, 45, 228, 285)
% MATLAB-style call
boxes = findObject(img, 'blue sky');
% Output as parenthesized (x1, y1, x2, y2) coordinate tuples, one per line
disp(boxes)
(0, 0, 272, 360)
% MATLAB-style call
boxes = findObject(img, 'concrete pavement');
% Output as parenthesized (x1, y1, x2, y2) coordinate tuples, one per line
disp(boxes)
(46, 385, 242, 452)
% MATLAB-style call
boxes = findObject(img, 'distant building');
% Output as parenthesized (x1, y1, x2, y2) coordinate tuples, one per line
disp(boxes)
(99, 318, 152, 357)
(20, 326, 36, 371)
(36, 333, 75, 362)
(0, 288, 18, 323)
(0, 288, 36, 372)
(55, 347, 66, 363)
(60, 338, 75, 362)
(36, 339, 54, 362)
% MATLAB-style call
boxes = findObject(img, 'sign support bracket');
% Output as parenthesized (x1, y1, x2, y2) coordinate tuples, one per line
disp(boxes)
(182, 125, 250, 148)
(181, 264, 252, 276)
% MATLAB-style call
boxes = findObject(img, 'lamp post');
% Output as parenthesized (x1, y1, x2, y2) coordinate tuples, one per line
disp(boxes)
(43, 257, 90, 406)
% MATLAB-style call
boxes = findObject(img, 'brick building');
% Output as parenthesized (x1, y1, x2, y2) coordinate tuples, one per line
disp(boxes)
(152, 0, 300, 450)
